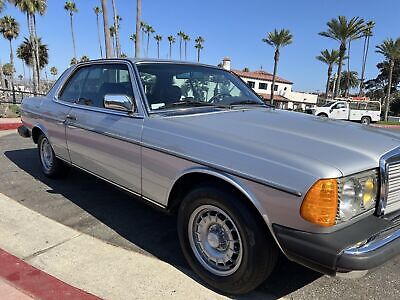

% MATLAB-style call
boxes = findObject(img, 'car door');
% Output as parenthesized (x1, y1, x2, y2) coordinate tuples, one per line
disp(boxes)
(330, 102, 348, 120)
(61, 62, 144, 194)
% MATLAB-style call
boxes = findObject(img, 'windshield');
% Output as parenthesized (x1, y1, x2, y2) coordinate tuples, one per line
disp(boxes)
(136, 63, 264, 111)
(321, 102, 334, 107)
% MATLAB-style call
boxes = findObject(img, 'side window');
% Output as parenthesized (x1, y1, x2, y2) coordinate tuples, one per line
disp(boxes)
(367, 102, 380, 111)
(358, 103, 367, 110)
(59, 68, 90, 102)
(333, 102, 346, 109)
(349, 102, 358, 109)
(75, 64, 134, 108)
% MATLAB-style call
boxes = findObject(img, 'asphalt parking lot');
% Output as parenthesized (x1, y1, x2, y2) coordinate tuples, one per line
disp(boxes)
(1, 131, 400, 299)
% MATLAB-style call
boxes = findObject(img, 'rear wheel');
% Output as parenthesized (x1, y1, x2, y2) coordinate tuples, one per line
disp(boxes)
(38, 133, 69, 178)
(177, 185, 278, 294)
(317, 113, 328, 118)
(361, 116, 371, 125)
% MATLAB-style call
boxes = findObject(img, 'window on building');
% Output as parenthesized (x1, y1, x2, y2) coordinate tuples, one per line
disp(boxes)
(274, 84, 278, 91)
(247, 81, 255, 88)
(258, 82, 268, 90)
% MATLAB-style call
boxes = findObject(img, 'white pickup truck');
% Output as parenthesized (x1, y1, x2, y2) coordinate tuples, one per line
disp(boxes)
(313, 100, 381, 124)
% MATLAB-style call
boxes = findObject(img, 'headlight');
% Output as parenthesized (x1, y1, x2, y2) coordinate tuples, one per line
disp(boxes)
(301, 169, 378, 227)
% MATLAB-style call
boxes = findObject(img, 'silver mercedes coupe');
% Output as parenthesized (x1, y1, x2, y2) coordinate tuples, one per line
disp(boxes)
(18, 59, 400, 294)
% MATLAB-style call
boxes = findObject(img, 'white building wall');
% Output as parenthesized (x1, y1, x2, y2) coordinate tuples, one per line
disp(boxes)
(243, 77, 292, 95)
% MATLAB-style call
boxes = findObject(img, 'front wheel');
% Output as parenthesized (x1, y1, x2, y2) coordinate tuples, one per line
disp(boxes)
(38, 133, 69, 178)
(361, 116, 371, 125)
(177, 186, 278, 294)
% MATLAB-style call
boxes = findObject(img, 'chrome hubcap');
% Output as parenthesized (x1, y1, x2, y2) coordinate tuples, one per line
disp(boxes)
(188, 205, 243, 276)
(40, 137, 53, 172)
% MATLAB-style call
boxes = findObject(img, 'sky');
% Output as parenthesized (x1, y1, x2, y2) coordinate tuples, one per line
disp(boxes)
(0, 0, 400, 92)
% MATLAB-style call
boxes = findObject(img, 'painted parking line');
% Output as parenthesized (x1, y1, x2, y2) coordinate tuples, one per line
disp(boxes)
(0, 249, 100, 300)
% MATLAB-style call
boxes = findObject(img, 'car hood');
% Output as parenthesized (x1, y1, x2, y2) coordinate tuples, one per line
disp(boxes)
(143, 108, 400, 194)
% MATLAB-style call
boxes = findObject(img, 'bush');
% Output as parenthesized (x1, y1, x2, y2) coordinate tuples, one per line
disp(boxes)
(8, 104, 21, 117)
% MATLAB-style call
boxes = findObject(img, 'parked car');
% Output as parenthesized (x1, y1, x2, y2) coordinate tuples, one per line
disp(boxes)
(18, 59, 400, 294)
(312, 100, 381, 124)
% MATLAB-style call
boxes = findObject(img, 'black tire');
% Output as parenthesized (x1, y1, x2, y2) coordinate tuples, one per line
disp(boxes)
(177, 185, 278, 295)
(361, 116, 371, 125)
(317, 113, 328, 118)
(37, 133, 69, 178)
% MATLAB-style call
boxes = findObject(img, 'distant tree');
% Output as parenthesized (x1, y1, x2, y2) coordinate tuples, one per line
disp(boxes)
(376, 38, 400, 120)
(144, 24, 154, 57)
(339, 71, 359, 95)
(194, 36, 204, 62)
(319, 16, 365, 98)
(80, 55, 89, 62)
(120, 52, 127, 58)
(0, 16, 20, 78)
(177, 31, 185, 60)
(359, 21, 375, 96)
(109, 26, 116, 55)
(242, 67, 250, 72)
(183, 34, 190, 60)
(262, 29, 293, 104)
(18, 74, 23, 80)
(93, 6, 103, 58)
(64, 1, 78, 59)
(130, 33, 136, 56)
(50, 66, 58, 79)
(70, 57, 78, 65)
(167, 35, 175, 59)
(316, 49, 340, 100)
(154, 34, 162, 58)
(2, 63, 13, 77)
(111, 0, 121, 57)
(140, 21, 147, 54)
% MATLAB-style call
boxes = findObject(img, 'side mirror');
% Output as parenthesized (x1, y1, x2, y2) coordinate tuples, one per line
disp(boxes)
(329, 108, 333, 113)
(104, 94, 135, 112)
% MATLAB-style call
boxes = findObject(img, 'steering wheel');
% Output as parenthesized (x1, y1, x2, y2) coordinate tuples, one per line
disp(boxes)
(208, 93, 231, 104)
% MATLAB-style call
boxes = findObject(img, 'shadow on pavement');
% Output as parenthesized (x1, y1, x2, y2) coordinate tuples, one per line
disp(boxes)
(4, 148, 321, 298)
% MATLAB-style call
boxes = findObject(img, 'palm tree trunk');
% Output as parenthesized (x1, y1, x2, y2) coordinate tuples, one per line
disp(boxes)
(8, 40, 14, 72)
(101, 0, 113, 58)
(96, 15, 103, 58)
(157, 42, 160, 58)
(27, 13, 38, 95)
(270, 49, 279, 105)
(32, 14, 40, 90)
(385, 60, 394, 121)
(111, 0, 121, 58)
(359, 36, 368, 96)
(146, 33, 150, 57)
(179, 38, 182, 60)
(345, 40, 351, 97)
(334, 43, 346, 98)
(135, 0, 141, 58)
(70, 14, 77, 59)
(184, 42, 187, 60)
(197, 48, 200, 62)
(169, 42, 172, 59)
(325, 65, 332, 101)
(359, 35, 371, 96)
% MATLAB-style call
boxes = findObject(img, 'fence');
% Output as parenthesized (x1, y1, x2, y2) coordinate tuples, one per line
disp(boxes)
(0, 87, 46, 104)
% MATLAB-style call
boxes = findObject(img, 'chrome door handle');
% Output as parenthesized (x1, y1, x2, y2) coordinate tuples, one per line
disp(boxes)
(65, 114, 77, 121)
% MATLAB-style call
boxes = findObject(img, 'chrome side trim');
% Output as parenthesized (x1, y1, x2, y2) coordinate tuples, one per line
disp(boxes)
(56, 155, 166, 209)
(343, 227, 400, 255)
(377, 147, 400, 215)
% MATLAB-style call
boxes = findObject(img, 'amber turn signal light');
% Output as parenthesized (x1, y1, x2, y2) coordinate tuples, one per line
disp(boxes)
(300, 179, 338, 227)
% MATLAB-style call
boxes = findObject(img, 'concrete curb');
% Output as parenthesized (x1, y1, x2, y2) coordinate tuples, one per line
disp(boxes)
(0, 118, 21, 130)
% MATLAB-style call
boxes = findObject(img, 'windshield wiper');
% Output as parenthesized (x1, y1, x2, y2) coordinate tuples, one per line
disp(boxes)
(163, 100, 219, 109)
(229, 100, 267, 107)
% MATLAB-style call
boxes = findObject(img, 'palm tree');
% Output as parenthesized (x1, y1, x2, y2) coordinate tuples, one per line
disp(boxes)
(50, 66, 57, 79)
(359, 21, 375, 96)
(100, 0, 113, 58)
(140, 21, 147, 55)
(144, 24, 154, 57)
(0, 16, 20, 76)
(262, 29, 293, 104)
(64, 1, 78, 60)
(111, 0, 121, 57)
(183, 34, 190, 60)
(316, 49, 340, 101)
(177, 31, 185, 60)
(319, 16, 365, 98)
(376, 38, 400, 121)
(339, 71, 359, 95)
(154, 34, 162, 58)
(11, 0, 47, 94)
(167, 35, 175, 59)
(70, 57, 78, 65)
(194, 36, 204, 62)
(16, 37, 48, 71)
(135, 0, 141, 58)
(93, 6, 103, 58)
